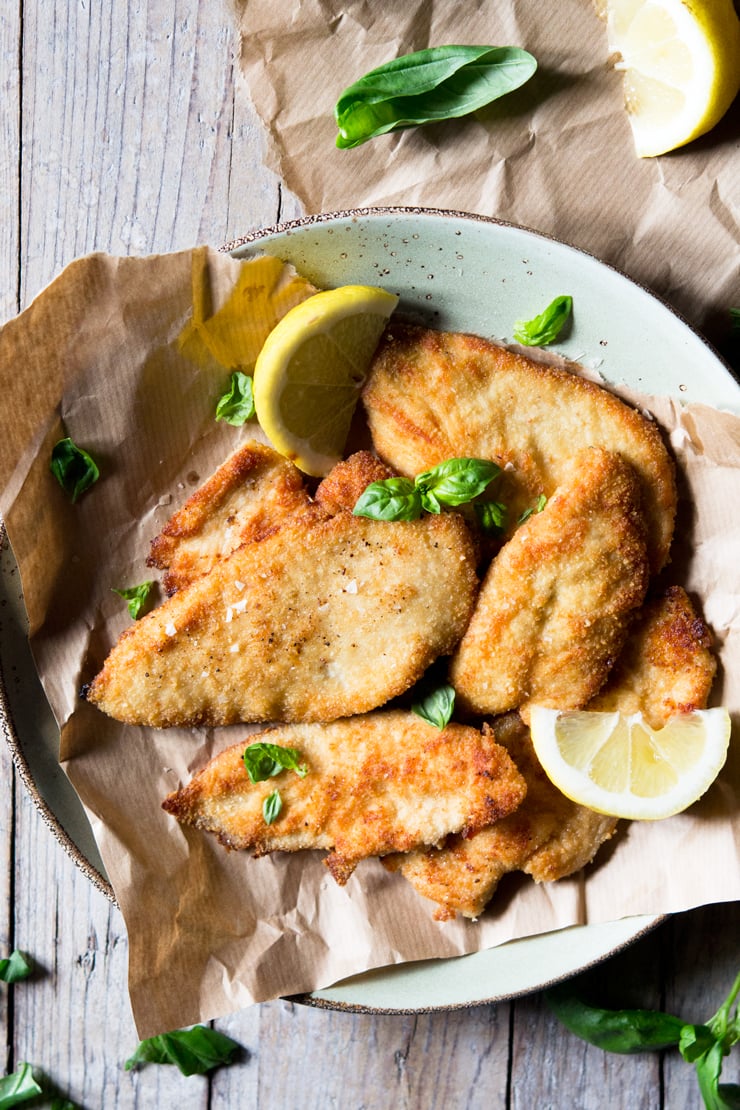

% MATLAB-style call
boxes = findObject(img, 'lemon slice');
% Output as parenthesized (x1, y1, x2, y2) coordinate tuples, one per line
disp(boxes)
(529, 706, 731, 819)
(253, 284, 398, 476)
(606, 0, 740, 157)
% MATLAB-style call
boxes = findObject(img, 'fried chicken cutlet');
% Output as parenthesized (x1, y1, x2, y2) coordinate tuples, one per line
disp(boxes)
(162, 711, 527, 884)
(389, 586, 716, 919)
(363, 325, 676, 573)
(450, 446, 650, 721)
(147, 441, 313, 594)
(85, 509, 479, 727)
(148, 444, 395, 594)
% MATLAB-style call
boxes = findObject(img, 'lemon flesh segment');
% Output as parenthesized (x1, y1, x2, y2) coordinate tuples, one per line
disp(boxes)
(606, 0, 740, 157)
(529, 706, 731, 820)
(253, 285, 399, 477)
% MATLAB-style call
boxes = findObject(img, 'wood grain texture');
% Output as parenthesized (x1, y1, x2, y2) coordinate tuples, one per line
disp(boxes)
(0, 0, 736, 1106)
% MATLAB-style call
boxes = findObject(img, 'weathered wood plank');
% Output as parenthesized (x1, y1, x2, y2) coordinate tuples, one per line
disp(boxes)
(212, 999, 512, 1109)
(0, 0, 21, 1074)
(510, 924, 667, 1109)
(663, 903, 740, 1110)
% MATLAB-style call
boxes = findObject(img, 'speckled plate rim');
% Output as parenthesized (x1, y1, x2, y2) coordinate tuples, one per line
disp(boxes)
(0, 533, 114, 901)
(222, 204, 736, 384)
(0, 205, 733, 1012)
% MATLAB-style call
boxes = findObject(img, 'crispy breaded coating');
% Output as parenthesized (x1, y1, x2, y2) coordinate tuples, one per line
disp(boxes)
(86, 511, 479, 727)
(450, 447, 650, 721)
(363, 325, 676, 572)
(162, 712, 527, 884)
(148, 441, 312, 593)
(391, 588, 717, 920)
(589, 585, 716, 728)
(385, 713, 617, 919)
(314, 450, 395, 513)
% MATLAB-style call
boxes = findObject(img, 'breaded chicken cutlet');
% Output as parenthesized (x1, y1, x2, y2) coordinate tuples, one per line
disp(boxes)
(85, 508, 479, 727)
(363, 324, 676, 573)
(450, 446, 650, 722)
(147, 443, 396, 593)
(388, 586, 717, 919)
(162, 711, 527, 884)
(148, 440, 313, 594)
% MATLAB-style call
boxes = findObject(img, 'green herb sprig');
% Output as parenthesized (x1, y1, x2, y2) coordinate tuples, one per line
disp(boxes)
(513, 295, 573, 347)
(215, 370, 255, 425)
(412, 684, 456, 730)
(243, 742, 308, 784)
(0, 1063, 42, 1108)
(125, 1025, 240, 1076)
(546, 970, 740, 1109)
(50, 437, 100, 502)
(0, 950, 32, 984)
(334, 45, 537, 149)
(353, 457, 500, 522)
(112, 581, 154, 620)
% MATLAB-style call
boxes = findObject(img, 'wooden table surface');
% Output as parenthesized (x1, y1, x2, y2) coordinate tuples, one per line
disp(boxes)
(1, 3, 737, 1107)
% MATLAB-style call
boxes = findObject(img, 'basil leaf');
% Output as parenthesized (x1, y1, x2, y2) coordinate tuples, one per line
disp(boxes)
(263, 789, 282, 825)
(416, 457, 500, 513)
(215, 370, 255, 425)
(545, 986, 685, 1054)
(353, 477, 421, 521)
(513, 295, 573, 347)
(517, 494, 547, 524)
(730, 308, 740, 333)
(681, 1023, 717, 1063)
(50, 1101, 80, 1110)
(412, 684, 455, 730)
(243, 742, 308, 783)
(0, 950, 32, 984)
(125, 1026, 240, 1076)
(474, 500, 508, 536)
(112, 581, 154, 621)
(50, 437, 100, 503)
(0, 1063, 42, 1108)
(335, 45, 537, 148)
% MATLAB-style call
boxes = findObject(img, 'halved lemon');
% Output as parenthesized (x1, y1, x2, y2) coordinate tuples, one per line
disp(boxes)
(529, 706, 731, 819)
(606, 0, 740, 157)
(253, 284, 398, 476)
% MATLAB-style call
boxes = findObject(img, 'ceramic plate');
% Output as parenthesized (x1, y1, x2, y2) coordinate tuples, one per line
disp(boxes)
(2, 207, 738, 1011)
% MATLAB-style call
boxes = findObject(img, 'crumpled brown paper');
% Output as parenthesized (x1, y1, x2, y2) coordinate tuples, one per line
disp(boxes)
(237, 0, 739, 335)
(0, 247, 738, 1037)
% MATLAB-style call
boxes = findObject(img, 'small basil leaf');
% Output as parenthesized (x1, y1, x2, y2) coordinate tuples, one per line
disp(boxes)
(730, 307, 740, 333)
(0, 950, 32, 984)
(125, 1026, 240, 1076)
(335, 45, 537, 148)
(545, 986, 685, 1054)
(50, 437, 100, 503)
(412, 684, 455, 730)
(474, 500, 508, 536)
(353, 477, 421, 521)
(215, 370, 255, 425)
(0, 1063, 42, 1108)
(513, 295, 573, 347)
(263, 789, 282, 825)
(415, 458, 500, 507)
(680, 1023, 717, 1063)
(517, 494, 547, 524)
(695, 1039, 731, 1110)
(112, 581, 154, 620)
(243, 742, 308, 784)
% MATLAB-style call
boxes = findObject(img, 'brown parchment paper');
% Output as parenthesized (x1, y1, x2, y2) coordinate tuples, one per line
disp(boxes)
(237, 0, 739, 333)
(0, 247, 738, 1038)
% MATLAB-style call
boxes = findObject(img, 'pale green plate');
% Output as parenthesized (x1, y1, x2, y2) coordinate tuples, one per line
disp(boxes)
(2, 207, 738, 1011)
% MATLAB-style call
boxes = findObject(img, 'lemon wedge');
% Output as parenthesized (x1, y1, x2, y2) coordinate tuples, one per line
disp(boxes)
(529, 706, 731, 819)
(253, 284, 399, 476)
(606, 0, 740, 157)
